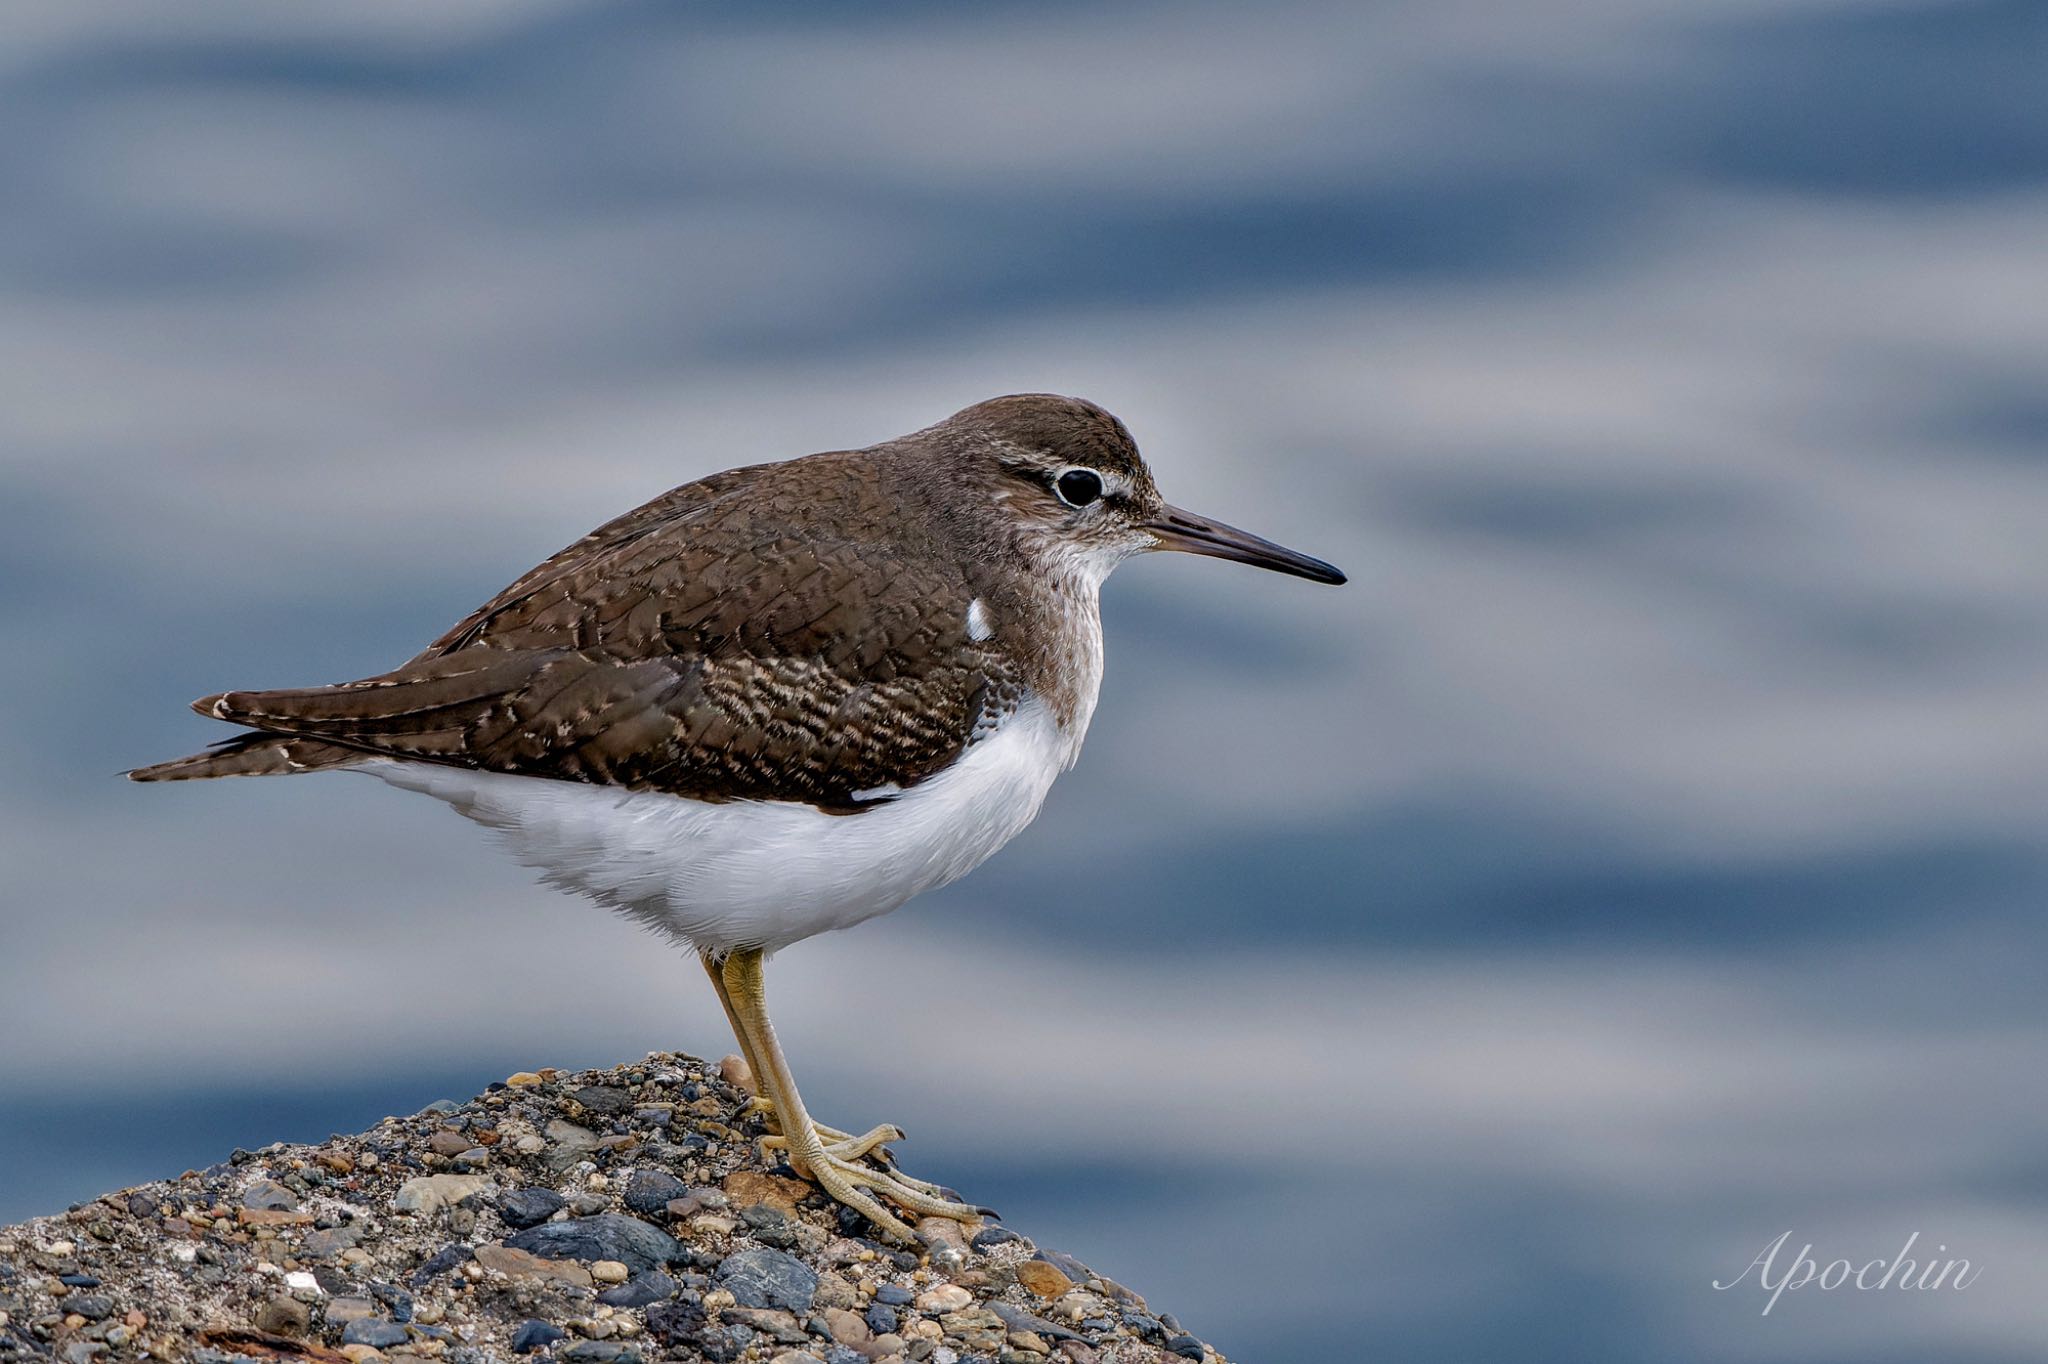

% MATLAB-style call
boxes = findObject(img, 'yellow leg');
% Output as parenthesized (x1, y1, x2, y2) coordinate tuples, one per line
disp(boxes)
(699, 952, 889, 1154)
(718, 947, 978, 1242)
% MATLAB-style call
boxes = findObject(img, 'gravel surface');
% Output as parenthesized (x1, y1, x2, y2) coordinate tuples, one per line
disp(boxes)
(0, 1053, 1221, 1364)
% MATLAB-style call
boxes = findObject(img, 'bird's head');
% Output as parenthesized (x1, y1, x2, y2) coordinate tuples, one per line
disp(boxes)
(937, 392, 1346, 588)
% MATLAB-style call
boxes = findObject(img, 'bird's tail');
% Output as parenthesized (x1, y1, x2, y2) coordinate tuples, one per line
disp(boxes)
(127, 731, 365, 782)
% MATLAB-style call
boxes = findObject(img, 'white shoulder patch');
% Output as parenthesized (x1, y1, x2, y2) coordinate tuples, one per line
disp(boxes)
(967, 597, 995, 641)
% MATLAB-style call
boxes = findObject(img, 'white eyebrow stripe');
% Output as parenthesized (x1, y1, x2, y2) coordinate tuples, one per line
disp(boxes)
(967, 598, 995, 641)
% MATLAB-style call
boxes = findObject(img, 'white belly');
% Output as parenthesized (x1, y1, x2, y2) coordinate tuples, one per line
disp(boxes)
(356, 698, 1075, 955)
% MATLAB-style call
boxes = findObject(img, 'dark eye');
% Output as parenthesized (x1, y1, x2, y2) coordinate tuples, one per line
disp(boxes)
(1054, 469, 1104, 507)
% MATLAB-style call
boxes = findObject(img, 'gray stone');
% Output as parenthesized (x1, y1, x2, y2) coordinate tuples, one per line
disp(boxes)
(498, 1188, 565, 1230)
(572, 1086, 632, 1117)
(596, 1270, 676, 1309)
(621, 1170, 686, 1217)
(302, 1226, 362, 1258)
(510, 1320, 565, 1354)
(561, 1343, 639, 1364)
(1035, 1248, 1094, 1283)
(255, 1295, 311, 1336)
(340, 1318, 409, 1349)
(504, 1215, 682, 1274)
(714, 1247, 817, 1314)
(241, 1179, 299, 1212)
(970, 1224, 1023, 1252)
(987, 1300, 1083, 1343)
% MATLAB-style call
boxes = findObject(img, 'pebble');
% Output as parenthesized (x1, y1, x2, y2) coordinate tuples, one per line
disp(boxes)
(970, 1225, 1023, 1251)
(620, 1170, 686, 1217)
(302, 1226, 362, 1258)
(428, 1130, 474, 1158)
(572, 1086, 633, 1117)
(340, 1318, 410, 1349)
(1165, 1333, 1206, 1359)
(498, 1188, 566, 1229)
(1015, 1260, 1075, 1299)
(913, 1284, 972, 1314)
(326, 1296, 378, 1325)
(1035, 1249, 1094, 1283)
(542, 1121, 601, 1172)
(505, 1216, 682, 1275)
(473, 1244, 593, 1289)
(256, 1295, 311, 1336)
(820, 1307, 870, 1346)
(505, 1072, 543, 1087)
(717, 1054, 755, 1094)
(412, 1243, 475, 1283)
(241, 1180, 299, 1212)
(510, 1320, 565, 1354)
(561, 1342, 639, 1364)
(872, 1284, 913, 1307)
(596, 1271, 677, 1309)
(864, 1303, 898, 1335)
(590, 1260, 630, 1285)
(394, 1174, 493, 1215)
(721, 1171, 806, 1213)
(714, 1247, 818, 1314)
(67, 1295, 115, 1321)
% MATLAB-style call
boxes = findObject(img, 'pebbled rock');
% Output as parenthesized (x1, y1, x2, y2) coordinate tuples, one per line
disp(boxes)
(505, 1214, 682, 1274)
(0, 1050, 1225, 1364)
(714, 1247, 818, 1314)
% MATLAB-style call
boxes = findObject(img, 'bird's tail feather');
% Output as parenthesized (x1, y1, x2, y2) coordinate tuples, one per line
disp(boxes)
(127, 733, 365, 782)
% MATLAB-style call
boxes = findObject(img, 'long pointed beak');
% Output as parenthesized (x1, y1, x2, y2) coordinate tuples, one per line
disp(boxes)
(1142, 505, 1347, 585)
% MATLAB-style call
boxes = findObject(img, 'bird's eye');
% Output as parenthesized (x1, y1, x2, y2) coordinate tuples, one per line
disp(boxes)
(1054, 469, 1104, 507)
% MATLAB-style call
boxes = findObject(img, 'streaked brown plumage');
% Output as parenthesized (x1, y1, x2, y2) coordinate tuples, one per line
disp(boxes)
(131, 395, 1158, 808)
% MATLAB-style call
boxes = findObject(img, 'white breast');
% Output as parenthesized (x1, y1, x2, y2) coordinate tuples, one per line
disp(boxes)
(356, 697, 1077, 955)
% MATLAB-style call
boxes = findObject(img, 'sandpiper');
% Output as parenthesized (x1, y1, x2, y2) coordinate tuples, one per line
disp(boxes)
(132, 393, 1344, 1239)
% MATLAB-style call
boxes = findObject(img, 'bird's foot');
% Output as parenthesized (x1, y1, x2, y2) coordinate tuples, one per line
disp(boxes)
(762, 1121, 904, 1163)
(742, 1097, 896, 1156)
(775, 1120, 979, 1242)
